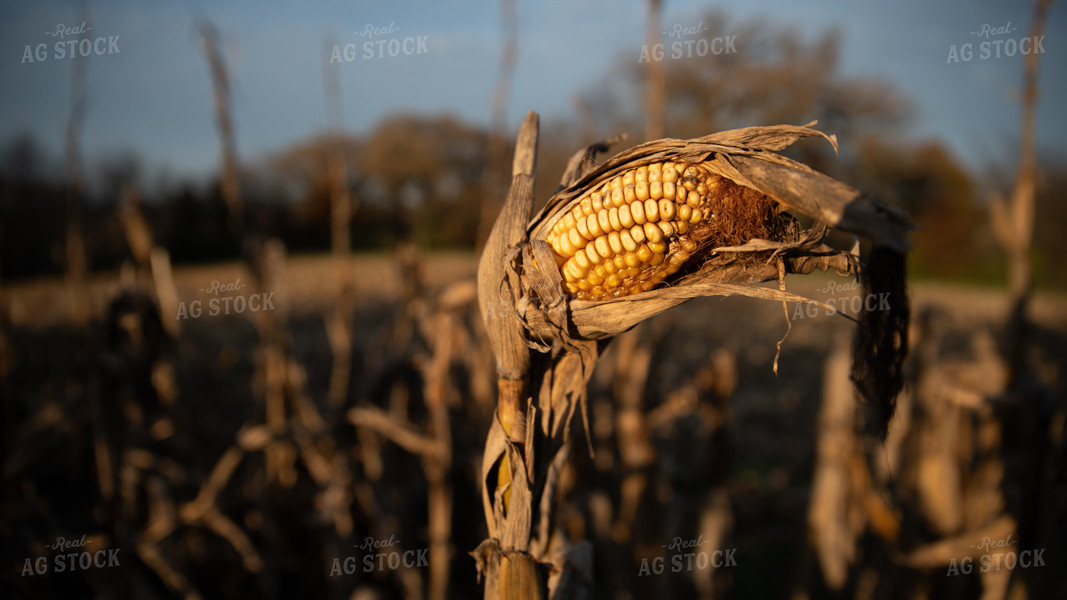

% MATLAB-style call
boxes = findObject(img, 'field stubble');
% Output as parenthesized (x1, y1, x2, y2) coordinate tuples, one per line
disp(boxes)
(3, 251, 1065, 599)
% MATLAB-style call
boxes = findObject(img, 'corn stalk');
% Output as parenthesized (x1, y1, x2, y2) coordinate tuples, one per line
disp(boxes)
(990, 0, 1054, 377)
(644, 0, 665, 140)
(474, 111, 911, 599)
(322, 36, 357, 411)
(477, 0, 520, 250)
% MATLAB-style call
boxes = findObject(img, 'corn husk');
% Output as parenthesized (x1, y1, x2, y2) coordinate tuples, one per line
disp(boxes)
(518, 121, 909, 343)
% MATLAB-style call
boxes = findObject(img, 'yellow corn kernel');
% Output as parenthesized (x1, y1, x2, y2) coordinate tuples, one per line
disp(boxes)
(542, 161, 723, 300)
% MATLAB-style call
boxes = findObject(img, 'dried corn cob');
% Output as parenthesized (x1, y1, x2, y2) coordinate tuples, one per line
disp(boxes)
(542, 161, 777, 300)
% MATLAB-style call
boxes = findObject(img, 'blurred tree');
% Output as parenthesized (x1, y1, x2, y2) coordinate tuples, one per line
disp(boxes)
(606, 11, 911, 174)
(260, 115, 487, 250)
(266, 133, 362, 225)
(155, 182, 234, 263)
(1032, 158, 1067, 289)
(360, 114, 486, 247)
(0, 134, 67, 278)
(260, 132, 363, 255)
(1, 133, 50, 180)
(853, 139, 982, 278)
(577, 10, 995, 282)
(93, 152, 144, 204)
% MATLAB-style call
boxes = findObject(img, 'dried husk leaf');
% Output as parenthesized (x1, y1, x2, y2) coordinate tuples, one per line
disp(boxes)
(529, 122, 909, 253)
(479, 111, 540, 380)
(521, 251, 852, 341)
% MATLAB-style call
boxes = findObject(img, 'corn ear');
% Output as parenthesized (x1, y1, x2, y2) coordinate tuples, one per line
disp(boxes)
(473, 118, 913, 600)
(516, 121, 911, 439)
(520, 122, 910, 342)
(543, 161, 782, 300)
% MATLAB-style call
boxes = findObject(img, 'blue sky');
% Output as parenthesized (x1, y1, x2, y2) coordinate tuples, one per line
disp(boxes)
(1, 0, 1064, 181)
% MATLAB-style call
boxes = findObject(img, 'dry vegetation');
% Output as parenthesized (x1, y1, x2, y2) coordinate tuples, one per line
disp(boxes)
(2, 251, 1064, 599)
(2, 3, 1065, 599)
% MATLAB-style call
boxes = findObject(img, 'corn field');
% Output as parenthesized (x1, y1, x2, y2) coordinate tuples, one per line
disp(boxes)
(4, 240, 1066, 599)
(2, 1, 1066, 599)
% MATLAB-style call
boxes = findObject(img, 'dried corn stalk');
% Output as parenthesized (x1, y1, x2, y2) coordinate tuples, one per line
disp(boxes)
(474, 112, 910, 600)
